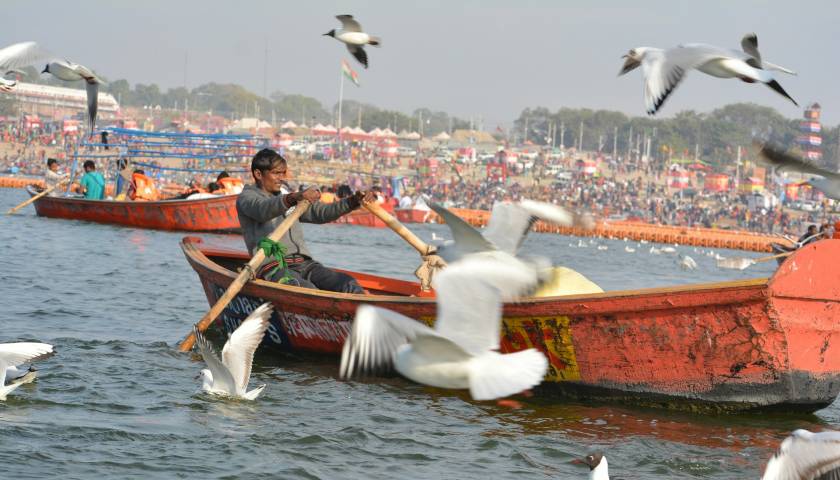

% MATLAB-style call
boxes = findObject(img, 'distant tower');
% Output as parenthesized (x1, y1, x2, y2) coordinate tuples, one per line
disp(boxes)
(798, 103, 822, 162)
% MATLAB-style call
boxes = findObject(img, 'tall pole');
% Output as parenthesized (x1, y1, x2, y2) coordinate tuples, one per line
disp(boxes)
(337, 66, 345, 144)
(524, 116, 529, 144)
(263, 40, 268, 99)
(419, 110, 423, 137)
(559, 121, 565, 148)
(613, 126, 618, 159)
(357, 105, 362, 128)
(628, 126, 633, 160)
(578, 120, 584, 152)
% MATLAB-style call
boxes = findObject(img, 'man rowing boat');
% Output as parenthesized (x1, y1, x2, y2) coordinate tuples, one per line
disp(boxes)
(237, 148, 375, 293)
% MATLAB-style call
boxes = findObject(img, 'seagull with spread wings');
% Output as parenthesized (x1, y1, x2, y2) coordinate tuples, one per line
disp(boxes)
(619, 33, 797, 115)
(193, 303, 272, 400)
(0, 41, 50, 92)
(323, 15, 381, 68)
(429, 199, 592, 264)
(340, 252, 548, 401)
(757, 141, 840, 200)
(0, 342, 55, 400)
(42, 59, 104, 133)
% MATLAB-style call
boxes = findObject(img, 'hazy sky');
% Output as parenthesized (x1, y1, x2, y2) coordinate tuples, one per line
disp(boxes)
(6, 0, 839, 126)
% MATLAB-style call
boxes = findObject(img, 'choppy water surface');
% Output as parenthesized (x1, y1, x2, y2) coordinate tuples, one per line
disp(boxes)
(0, 188, 828, 479)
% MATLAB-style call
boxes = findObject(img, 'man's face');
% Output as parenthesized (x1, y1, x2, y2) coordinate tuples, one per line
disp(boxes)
(255, 162, 288, 194)
(49, 163, 58, 172)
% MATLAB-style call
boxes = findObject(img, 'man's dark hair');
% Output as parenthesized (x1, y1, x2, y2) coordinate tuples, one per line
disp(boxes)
(134, 169, 145, 175)
(336, 184, 352, 199)
(216, 171, 230, 181)
(83, 160, 95, 170)
(207, 182, 221, 193)
(251, 148, 286, 176)
(47, 158, 58, 167)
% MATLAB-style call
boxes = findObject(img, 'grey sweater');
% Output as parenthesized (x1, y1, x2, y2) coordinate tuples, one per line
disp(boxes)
(236, 184, 358, 258)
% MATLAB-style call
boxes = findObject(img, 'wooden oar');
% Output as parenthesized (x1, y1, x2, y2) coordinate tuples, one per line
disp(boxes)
(362, 201, 435, 256)
(362, 201, 444, 291)
(716, 232, 822, 270)
(6, 179, 69, 215)
(178, 200, 311, 352)
(716, 251, 792, 270)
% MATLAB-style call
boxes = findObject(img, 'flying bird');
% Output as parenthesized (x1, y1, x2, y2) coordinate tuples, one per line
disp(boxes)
(0, 342, 55, 400)
(323, 15, 381, 68)
(340, 252, 549, 401)
(762, 429, 840, 479)
(42, 59, 104, 133)
(429, 199, 592, 264)
(0, 41, 50, 92)
(619, 33, 797, 115)
(757, 141, 840, 200)
(584, 453, 609, 480)
(193, 303, 272, 400)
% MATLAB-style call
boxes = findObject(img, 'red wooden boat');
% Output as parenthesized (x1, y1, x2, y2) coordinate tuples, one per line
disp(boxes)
(332, 208, 386, 228)
(395, 208, 434, 224)
(181, 236, 840, 412)
(26, 185, 240, 232)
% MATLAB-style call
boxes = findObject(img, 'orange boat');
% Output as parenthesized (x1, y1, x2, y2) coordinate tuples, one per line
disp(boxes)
(181, 236, 840, 412)
(395, 208, 433, 223)
(25, 185, 240, 232)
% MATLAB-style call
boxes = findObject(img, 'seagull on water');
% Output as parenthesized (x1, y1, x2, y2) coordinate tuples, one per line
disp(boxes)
(757, 141, 840, 200)
(324, 15, 381, 69)
(619, 33, 797, 115)
(0, 342, 55, 400)
(42, 59, 104, 133)
(429, 199, 592, 264)
(0, 41, 49, 92)
(584, 453, 609, 480)
(679, 255, 698, 270)
(340, 252, 549, 401)
(193, 303, 272, 400)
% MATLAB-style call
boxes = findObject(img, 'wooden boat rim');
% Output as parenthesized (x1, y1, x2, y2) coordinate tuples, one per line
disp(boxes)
(25, 184, 237, 207)
(181, 236, 772, 305)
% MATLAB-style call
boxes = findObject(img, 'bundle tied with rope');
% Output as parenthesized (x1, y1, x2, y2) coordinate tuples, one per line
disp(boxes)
(257, 237, 294, 284)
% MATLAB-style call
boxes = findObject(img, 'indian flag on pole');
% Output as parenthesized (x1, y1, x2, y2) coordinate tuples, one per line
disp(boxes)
(342, 59, 360, 87)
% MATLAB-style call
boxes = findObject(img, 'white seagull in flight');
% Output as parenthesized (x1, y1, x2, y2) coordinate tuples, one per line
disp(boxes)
(194, 303, 272, 400)
(323, 15, 381, 69)
(429, 199, 592, 263)
(0, 342, 55, 400)
(42, 59, 104, 133)
(0, 41, 50, 92)
(762, 429, 840, 479)
(757, 141, 840, 200)
(340, 252, 549, 401)
(619, 33, 797, 115)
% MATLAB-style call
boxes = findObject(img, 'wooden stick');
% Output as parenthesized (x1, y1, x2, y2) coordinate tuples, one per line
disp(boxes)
(363, 201, 434, 256)
(6, 179, 69, 215)
(177, 200, 311, 352)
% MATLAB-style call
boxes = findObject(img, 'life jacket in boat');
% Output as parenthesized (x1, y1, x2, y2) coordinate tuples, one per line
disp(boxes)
(130, 173, 159, 201)
(217, 177, 244, 195)
(320, 191, 336, 203)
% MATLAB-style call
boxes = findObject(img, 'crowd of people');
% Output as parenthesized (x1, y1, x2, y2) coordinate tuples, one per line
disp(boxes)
(0, 117, 834, 237)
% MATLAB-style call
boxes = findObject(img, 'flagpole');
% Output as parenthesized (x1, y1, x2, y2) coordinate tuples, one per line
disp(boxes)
(337, 63, 345, 149)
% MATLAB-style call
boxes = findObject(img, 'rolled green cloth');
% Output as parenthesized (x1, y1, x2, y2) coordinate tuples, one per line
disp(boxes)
(258, 237, 293, 284)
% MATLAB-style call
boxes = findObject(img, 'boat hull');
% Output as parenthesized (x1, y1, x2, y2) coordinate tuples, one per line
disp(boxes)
(395, 208, 433, 223)
(181, 237, 840, 412)
(27, 186, 240, 232)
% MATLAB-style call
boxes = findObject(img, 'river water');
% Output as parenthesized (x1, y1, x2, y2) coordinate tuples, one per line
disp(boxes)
(0, 188, 831, 479)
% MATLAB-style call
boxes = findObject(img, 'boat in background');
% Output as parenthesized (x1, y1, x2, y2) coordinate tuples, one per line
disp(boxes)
(27, 185, 240, 232)
(181, 236, 840, 413)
